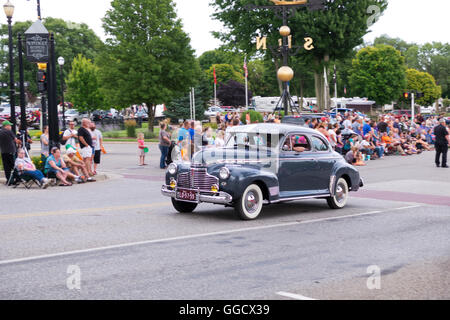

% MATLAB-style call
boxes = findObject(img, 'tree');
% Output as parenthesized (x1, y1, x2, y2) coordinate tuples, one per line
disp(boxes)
(349, 45, 406, 106)
(66, 54, 104, 114)
(247, 58, 280, 97)
(217, 80, 252, 107)
(98, 0, 199, 132)
(405, 69, 442, 106)
(374, 36, 449, 98)
(211, 0, 388, 110)
(198, 48, 243, 71)
(164, 78, 209, 121)
(205, 63, 245, 94)
(0, 18, 103, 103)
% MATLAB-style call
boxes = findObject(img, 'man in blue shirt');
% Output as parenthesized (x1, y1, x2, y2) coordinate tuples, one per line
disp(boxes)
(178, 121, 190, 144)
(362, 120, 372, 136)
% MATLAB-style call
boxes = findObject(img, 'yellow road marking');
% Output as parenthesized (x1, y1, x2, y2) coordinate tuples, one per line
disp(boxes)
(0, 202, 170, 221)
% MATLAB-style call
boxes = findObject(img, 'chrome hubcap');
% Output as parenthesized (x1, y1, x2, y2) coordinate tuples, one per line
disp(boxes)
(335, 183, 347, 204)
(245, 191, 259, 214)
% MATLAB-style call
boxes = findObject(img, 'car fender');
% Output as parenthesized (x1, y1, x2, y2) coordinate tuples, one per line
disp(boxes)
(330, 162, 361, 195)
(220, 166, 280, 202)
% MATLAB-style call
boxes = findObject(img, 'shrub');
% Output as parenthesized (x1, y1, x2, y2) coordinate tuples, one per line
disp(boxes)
(104, 131, 121, 138)
(32, 156, 44, 172)
(241, 110, 263, 124)
(124, 119, 137, 138)
(144, 131, 157, 139)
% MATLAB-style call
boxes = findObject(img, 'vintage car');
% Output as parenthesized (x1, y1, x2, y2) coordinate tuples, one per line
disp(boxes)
(161, 123, 363, 220)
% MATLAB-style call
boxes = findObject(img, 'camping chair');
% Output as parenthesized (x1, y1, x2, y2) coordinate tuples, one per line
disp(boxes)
(7, 168, 42, 189)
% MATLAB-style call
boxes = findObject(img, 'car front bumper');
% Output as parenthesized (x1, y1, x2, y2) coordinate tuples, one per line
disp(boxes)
(161, 185, 233, 205)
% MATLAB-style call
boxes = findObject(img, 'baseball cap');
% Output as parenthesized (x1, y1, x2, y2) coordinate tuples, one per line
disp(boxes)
(2, 120, 12, 127)
(66, 148, 76, 155)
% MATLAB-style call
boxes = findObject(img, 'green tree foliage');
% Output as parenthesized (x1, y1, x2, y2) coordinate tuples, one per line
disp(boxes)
(374, 35, 449, 98)
(211, 0, 388, 110)
(247, 58, 279, 97)
(405, 69, 442, 106)
(205, 63, 244, 94)
(0, 18, 103, 103)
(217, 79, 252, 107)
(98, 0, 199, 132)
(164, 81, 208, 121)
(66, 54, 104, 114)
(349, 45, 406, 106)
(198, 48, 243, 71)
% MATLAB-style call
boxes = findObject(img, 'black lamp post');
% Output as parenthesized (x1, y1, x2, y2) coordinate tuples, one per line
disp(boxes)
(58, 56, 66, 129)
(4, 0, 16, 134)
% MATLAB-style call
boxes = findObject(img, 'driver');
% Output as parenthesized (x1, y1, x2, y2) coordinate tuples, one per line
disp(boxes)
(292, 136, 307, 153)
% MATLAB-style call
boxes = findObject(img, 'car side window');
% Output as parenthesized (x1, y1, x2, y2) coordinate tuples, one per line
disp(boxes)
(311, 136, 330, 152)
(282, 134, 311, 153)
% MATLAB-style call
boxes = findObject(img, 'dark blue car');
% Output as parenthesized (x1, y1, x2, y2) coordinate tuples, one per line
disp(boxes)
(162, 124, 363, 220)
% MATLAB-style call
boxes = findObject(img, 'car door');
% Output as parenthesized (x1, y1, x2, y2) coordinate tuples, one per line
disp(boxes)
(278, 133, 319, 198)
(310, 135, 336, 194)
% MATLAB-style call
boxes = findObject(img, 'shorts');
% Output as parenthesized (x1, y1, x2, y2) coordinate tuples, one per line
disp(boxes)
(81, 147, 93, 159)
(139, 148, 145, 156)
(94, 150, 101, 164)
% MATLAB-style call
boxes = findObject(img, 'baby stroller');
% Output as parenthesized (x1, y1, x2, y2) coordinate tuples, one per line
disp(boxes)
(7, 168, 43, 189)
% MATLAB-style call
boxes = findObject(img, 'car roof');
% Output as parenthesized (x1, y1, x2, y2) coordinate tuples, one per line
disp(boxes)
(227, 123, 320, 136)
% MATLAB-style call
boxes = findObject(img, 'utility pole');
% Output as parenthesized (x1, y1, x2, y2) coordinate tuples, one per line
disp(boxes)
(192, 87, 196, 121)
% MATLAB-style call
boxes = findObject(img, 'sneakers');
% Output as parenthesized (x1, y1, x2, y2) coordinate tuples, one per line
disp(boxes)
(40, 178, 50, 189)
(75, 176, 84, 184)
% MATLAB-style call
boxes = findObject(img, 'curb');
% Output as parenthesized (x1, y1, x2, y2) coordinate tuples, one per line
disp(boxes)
(0, 173, 109, 185)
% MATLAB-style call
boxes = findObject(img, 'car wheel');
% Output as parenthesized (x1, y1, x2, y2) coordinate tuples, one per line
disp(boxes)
(235, 184, 264, 220)
(171, 198, 198, 213)
(327, 178, 349, 209)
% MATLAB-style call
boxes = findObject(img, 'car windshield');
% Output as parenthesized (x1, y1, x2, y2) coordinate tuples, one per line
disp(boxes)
(225, 132, 281, 150)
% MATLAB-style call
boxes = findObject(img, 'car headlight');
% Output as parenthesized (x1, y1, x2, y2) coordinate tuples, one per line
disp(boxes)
(219, 167, 230, 180)
(168, 163, 178, 175)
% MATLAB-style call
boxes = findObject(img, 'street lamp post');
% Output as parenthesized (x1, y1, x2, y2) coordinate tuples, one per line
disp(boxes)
(4, 0, 16, 134)
(245, 0, 325, 115)
(58, 56, 66, 129)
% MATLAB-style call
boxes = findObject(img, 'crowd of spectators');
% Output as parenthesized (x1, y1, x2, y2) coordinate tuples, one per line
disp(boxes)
(159, 110, 449, 168)
(0, 118, 103, 188)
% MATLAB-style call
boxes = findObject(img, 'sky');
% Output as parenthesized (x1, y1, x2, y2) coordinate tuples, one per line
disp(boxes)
(6, 0, 450, 56)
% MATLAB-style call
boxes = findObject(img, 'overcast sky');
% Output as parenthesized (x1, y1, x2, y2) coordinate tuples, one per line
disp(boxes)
(8, 0, 450, 56)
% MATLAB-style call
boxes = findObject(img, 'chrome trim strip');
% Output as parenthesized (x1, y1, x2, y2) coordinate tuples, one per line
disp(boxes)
(161, 185, 233, 205)
(271, 194, 331, 203)
(329, 175, 336, 195)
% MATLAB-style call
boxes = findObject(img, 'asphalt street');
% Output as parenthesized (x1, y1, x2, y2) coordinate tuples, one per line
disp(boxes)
(0, 143, 449, 299)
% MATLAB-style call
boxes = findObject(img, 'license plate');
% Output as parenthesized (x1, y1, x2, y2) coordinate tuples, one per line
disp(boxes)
(176, 188, 198, 202)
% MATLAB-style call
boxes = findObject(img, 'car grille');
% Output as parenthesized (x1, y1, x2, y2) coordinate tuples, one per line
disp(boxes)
(178, 167, 218, 191)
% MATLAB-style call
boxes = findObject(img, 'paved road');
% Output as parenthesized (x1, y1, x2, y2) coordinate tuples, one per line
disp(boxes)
(0, 143, 449, 299)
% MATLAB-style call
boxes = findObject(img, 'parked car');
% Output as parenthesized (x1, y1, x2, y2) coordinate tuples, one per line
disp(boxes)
(281, 114, 327, 126)
(392, 110, 412, 120)
(162, 123, 363, 220)
(204, 106, 223, 118)
(328, 108, 354, 115)
(64, 109, 88, 125)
